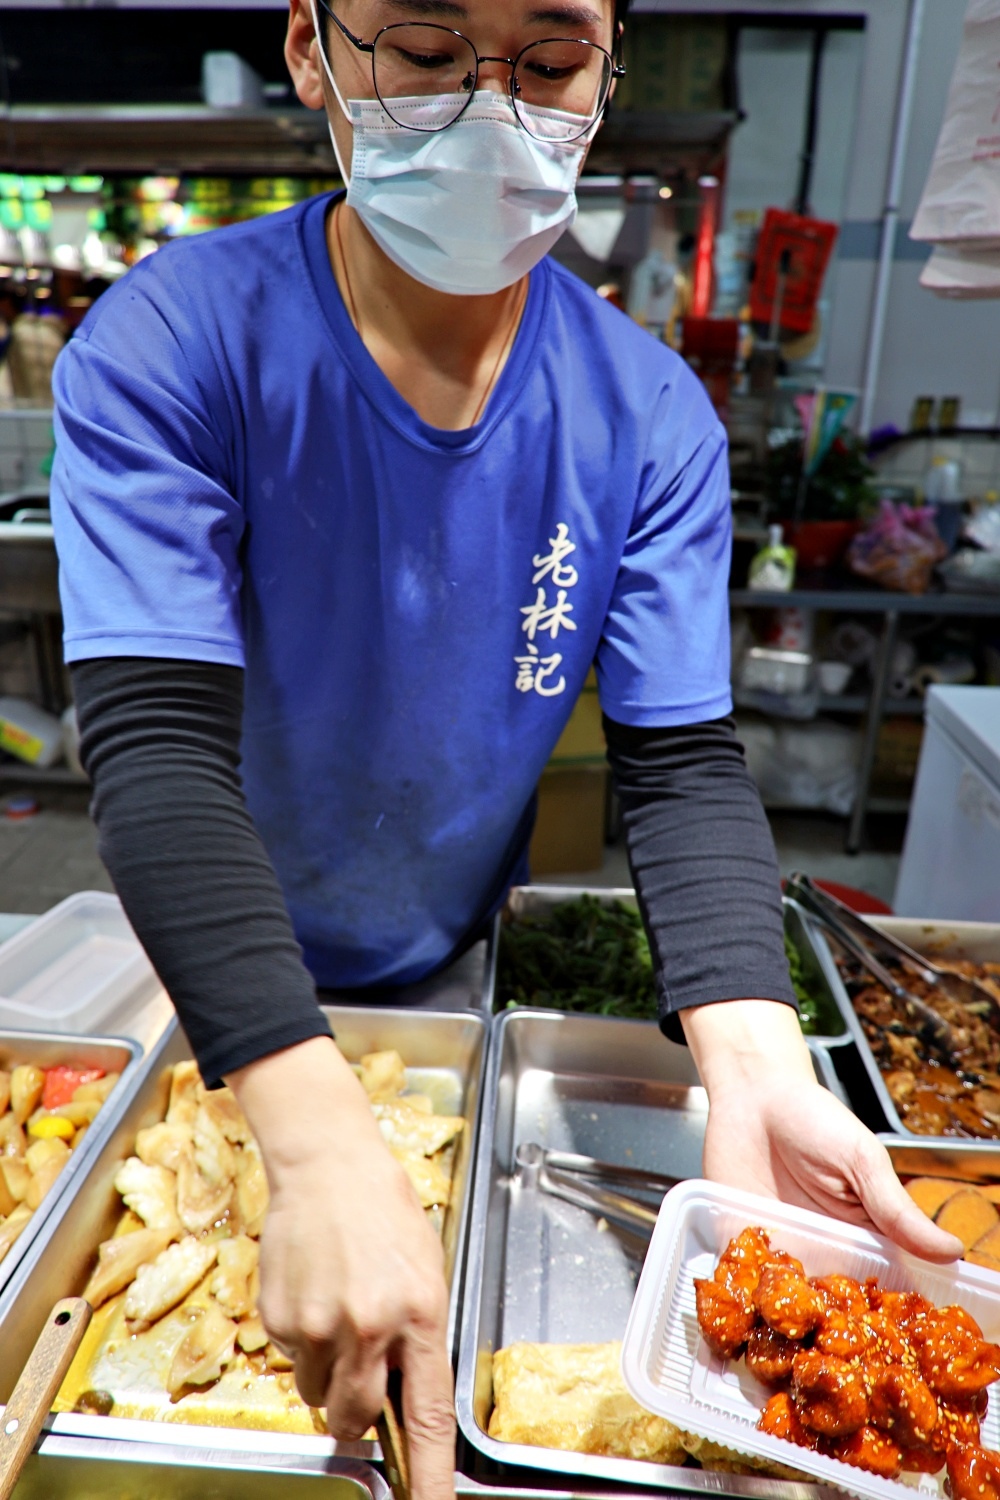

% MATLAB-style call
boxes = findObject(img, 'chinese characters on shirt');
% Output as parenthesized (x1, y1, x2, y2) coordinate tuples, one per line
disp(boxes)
(515, 523, 578, 697)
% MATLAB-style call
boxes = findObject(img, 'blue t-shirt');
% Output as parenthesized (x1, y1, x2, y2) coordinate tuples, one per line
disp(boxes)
(51, 195, 732, 989)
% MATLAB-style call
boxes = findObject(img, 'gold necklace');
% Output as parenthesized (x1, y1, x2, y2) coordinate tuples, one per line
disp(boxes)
(333, 201, 527, 428)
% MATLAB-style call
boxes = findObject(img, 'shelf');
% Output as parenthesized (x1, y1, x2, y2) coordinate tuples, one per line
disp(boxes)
(730, 587, 1000, 617)
(0, 102, 743, 177)
(819, 695, 925, 717)
(0, 762, 87, 787)
(0, 105, 338, 175)
(572, 108, 740, 174)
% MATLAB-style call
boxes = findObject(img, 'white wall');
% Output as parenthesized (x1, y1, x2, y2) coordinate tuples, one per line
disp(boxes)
(638, 0, 1000, 433)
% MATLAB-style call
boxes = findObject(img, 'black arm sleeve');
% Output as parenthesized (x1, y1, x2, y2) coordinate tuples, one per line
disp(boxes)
(71, 657, 331, 1087)
(603, 714, 796, 1042)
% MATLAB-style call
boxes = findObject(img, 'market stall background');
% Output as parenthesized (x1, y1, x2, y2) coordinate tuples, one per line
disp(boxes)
(0, 1, 997, 1492)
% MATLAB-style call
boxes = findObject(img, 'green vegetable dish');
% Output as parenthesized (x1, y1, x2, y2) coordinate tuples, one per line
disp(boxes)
(785, 930, 820, 1034)
(497, 894, 826, 1034)
(498, 895, 656, 1019)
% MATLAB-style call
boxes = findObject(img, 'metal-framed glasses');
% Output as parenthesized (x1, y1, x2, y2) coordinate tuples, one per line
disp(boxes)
(316, 1, 625, 144)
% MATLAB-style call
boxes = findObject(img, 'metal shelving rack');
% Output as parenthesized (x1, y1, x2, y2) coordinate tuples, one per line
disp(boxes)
(729, 587, 1000, 853)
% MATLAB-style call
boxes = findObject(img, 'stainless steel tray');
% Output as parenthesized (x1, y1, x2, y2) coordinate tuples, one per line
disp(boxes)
(881, 1137, 1000, 1181)
(809, 916, 1000, 1141)
(455, 1007, 840, 1494)
(0, 1005, 487, 1458)
(484, 886, 849, 1045)
(0, 1031, 142, 1300)
(8, 1429, 389, 1500)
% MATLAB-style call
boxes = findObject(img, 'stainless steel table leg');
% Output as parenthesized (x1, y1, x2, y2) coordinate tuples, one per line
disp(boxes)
(847, 608, 899, 854)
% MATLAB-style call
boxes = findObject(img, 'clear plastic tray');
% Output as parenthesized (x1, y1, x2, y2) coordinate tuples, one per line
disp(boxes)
(621, 1179, 1000, 1500)
(0, 892, 156, 1036)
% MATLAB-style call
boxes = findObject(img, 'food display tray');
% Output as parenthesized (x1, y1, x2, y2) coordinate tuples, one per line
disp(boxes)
(621, 1178, 1000, 1500)
(5, 1429, 389, 1500)
(0, 1005, 486, 1460)
(809, 916, 1000, 1140)
(0, 1030, 142, 1300)
(882, 1137, 1000, 1182)
(484, 886, 849, 1044)
(454, 1007, 842, 1495)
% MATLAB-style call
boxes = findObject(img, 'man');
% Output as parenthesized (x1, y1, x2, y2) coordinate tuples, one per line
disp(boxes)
(51, 4, 961, 1498)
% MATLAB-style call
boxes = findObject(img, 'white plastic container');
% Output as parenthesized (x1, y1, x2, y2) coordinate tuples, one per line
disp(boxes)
(0, 892, 157, 1036)
(622, 1179, 1000, 1500)
(895, 686, 1000, 920)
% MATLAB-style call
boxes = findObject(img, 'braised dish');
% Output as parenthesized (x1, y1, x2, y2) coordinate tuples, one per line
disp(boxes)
(837, 954, 1000, 1137)
(695, 1224, 1000, 1493)
(0, 1063, 120, 1268)
(55, 1051, 463, 1430)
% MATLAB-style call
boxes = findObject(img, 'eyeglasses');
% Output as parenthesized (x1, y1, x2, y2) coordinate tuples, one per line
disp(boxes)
(316, 1, 625, 144)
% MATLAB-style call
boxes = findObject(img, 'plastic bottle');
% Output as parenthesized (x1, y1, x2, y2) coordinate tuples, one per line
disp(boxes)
(748, 525, 797, 592)
(923, 457, 963, 551)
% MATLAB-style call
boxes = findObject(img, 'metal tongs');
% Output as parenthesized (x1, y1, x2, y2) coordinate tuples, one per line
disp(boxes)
(788, 873, 1000, 1063)
(514, 1142, 678, 1248)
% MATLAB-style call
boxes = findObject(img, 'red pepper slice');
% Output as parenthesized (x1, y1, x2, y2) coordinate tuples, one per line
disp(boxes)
(41, 1065, 105, 1112)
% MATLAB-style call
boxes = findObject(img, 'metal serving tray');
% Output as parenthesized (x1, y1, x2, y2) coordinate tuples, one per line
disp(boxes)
(809, 917, 1000, 1141)
(484, 886, 848, 1045)
(882, 1137, 1000, 1183)
(0, 1005, 486, 1459)
(7, 1430, 388, 1500)
(455, 1007, 841, 1495)
(0, 1031, 142, 1300)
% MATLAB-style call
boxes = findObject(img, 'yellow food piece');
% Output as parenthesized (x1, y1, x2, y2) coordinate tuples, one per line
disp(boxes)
(966, 1249, 1000, 1275)
(58, 1099, 102, 1128)
(489, 1342, 686, 1464)
(979, 1184, 1000, 1205)
(0, 1113, 25, 1157)
(359, 1049, 407, 1099)
(10, 1065, 44, 1125)
(971, 1223, 1000, 1262)
(905, 1177, 965, 1218)
(0, 1158, 30, 1203)
(0, 1167, 15, 1217)
(73, 1073, 120, 1106)
(0, 1202, 33, 1264)
(25, 1136, 71, 1174)
(26, 1154, 68, 1209)
(28, 1115, 75, 1140)
(935, 1188, 1000, 1250)
(84, 1227, 173, 1309)
(0, 1069, 10, 1115)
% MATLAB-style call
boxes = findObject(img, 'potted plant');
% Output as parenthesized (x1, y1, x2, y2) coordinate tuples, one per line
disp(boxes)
(765, 434, 879, 571)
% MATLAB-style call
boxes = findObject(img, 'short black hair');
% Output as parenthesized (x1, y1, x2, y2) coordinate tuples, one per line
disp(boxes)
(615, 0, 630, 21)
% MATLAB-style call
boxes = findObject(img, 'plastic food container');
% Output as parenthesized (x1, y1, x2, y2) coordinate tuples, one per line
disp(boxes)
(0, 892, 157, 1037)
(621, 1178, 1000, 1500)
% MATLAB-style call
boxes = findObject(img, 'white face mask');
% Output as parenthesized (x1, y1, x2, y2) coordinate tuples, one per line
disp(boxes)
(312, 9, 596, 296)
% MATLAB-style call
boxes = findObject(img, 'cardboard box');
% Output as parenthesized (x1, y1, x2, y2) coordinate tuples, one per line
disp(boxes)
(529, 764, 609, 876)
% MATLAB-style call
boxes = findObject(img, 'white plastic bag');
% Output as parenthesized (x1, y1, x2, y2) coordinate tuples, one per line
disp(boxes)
(920, 243, 1000, 298)
(911, 0, 1000, 250)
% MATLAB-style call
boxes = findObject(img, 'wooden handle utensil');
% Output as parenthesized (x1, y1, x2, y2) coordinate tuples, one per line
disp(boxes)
(376, 1368, 411, 1500)
(0, 1297, 91, 1500)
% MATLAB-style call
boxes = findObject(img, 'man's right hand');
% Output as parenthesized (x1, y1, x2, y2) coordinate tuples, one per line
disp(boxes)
(228, 1036, 456, 1500)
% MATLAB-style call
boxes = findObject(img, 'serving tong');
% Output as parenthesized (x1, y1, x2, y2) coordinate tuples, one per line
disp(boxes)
(787, 873, 1000, 1066)
(513, 1142, 677, 1249)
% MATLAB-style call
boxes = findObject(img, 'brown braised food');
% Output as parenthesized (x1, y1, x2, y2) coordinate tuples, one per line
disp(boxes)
(695, 1225, 1000, 1491)
(903, 1178, 1000, 1273)
(836, 953, 1000, 1138)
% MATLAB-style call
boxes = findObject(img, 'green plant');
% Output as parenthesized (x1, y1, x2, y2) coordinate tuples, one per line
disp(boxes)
(766, 435, 879, 524)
